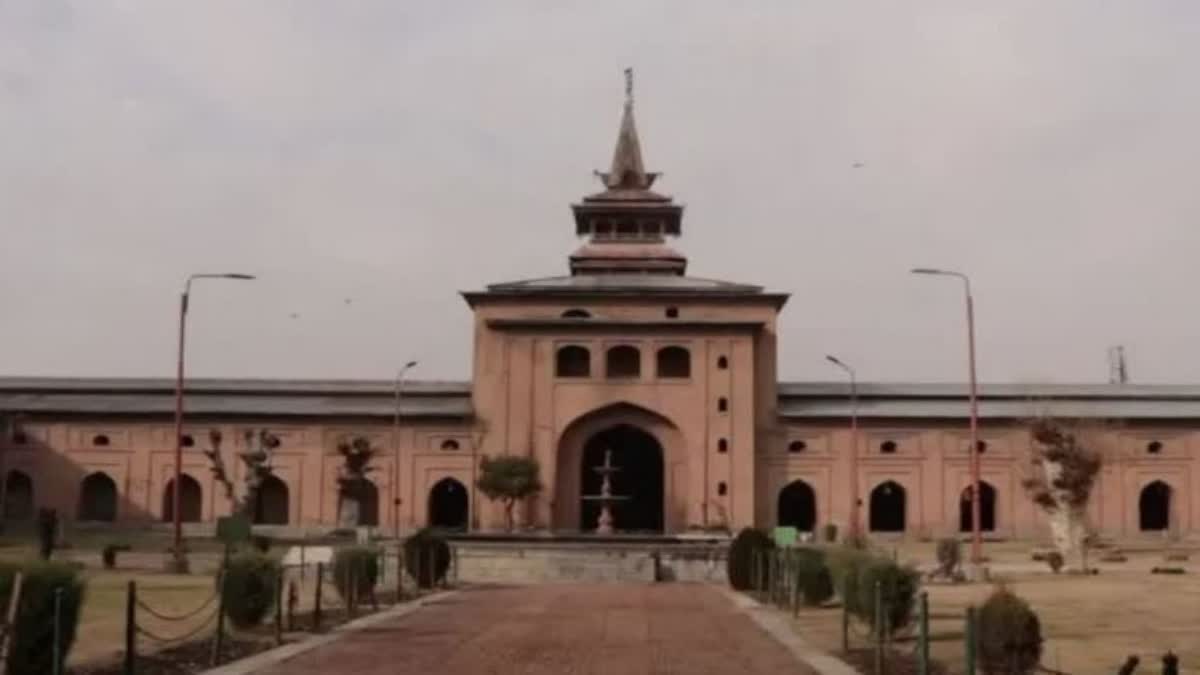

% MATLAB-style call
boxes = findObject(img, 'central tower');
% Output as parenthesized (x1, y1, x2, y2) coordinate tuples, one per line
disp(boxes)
(569, 69, 687, 276)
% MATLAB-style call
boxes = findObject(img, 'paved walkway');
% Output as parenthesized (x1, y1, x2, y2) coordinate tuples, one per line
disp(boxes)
(257, 584, 816, 674)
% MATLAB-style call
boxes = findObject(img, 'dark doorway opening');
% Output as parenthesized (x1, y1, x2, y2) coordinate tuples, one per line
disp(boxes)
(254, 475, 289, 525)
(428, 478, 468, 530)
(3, 471, 33, 520)
(1139, 480, 1171, 531)
(777, 480, 817, 532)
(959, 481, 997, 533)
(78, 472, 118, 522)
(580, 425, 664, 532)
(869, 481, 906, 533)
(358, 481, 380, 526)
(162, 475, 203, 523)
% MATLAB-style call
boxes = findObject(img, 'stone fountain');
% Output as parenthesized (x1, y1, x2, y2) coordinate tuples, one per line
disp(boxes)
(581, 448, 630, 534)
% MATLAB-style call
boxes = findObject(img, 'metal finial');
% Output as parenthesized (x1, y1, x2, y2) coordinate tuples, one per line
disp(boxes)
(624, 67, 633, 105)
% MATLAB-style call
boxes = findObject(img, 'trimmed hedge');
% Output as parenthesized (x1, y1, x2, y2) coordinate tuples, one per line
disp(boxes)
(220, 551, 280, 628)
(332, 546, 380, 603)
(852, 558, 920, 633)
(726, 528, 774, 591)
(403, 528, 450, 589)
(793, 548, 834, 606)
(978, 586, 1042, 675)
(0, 560, 86, 674)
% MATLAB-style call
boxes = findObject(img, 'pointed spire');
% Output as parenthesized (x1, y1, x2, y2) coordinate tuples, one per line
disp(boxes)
(601, 68, 656, 190)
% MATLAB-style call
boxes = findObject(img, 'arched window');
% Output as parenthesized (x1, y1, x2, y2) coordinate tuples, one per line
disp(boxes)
(1147, 441, 1163, 454)
(717, 397, 728, 412)
(429, 477, 469, 530)
(556, 345, 591, 378)
(92, 434, 110, 447)
(788, 440, 807, 453)
(3, 471, 33, 520)
(880, 440, 898, 454)
(778, 480, 817, 531)
(254, 475, 289, 525)
(1139, 481, 1171, 531)
(162, 475, 203, 523)
(441, 439, 460, 451)
(717, 481, 728, 497)
(717, 356, 728, 370)
(78, 472, 118, 522)
(717, 438, 728, 453)
(869, 481, 906, 533)
(561, 309, 591, 319)
(656, 346, 690, 378)
(606, 345, 640, 378)
(181, 434, 195, 448)
(959, 481, 997, 532)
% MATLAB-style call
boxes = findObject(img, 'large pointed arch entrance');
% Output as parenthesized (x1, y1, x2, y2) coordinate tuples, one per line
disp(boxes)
(554, 403, 687, 533)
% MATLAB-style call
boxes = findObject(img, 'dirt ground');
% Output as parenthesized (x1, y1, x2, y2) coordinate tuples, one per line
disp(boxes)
(789, 544, 1200, 674)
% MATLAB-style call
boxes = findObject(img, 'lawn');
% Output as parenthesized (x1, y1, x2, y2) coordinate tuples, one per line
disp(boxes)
(789, 546, 1200, 674)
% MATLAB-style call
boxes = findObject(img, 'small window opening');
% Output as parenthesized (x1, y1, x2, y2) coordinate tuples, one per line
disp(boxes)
(441, 439, 460, 451)
(92, 434, 110, 447)
(974, 440, 987, 453)
(788, 440, 807, 453)
(1147, 441, 1163, 454)
(717, 482, 728, 497)
(561, 309, 591, 319)
(717, 438, 728, 454)
(181, 435, 195, 448)
(880, 440, 897, 454)
(717, 397, 728, 413)
(665, 306, 679, 319)
(717, 355, 728, 369)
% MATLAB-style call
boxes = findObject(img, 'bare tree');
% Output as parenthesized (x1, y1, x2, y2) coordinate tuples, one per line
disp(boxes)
(202, 428, 280, 518)
(1021, 417, 1105, 571)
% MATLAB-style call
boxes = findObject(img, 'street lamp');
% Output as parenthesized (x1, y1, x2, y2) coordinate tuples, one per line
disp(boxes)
(171, 273, 255, 572)
(911, 267, 983, 566)
(825, 355, 860, 539)
(393, 360, 418, 541)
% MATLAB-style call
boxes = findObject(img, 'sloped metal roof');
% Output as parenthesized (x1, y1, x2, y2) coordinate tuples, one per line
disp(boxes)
(483, 274, 765, 293)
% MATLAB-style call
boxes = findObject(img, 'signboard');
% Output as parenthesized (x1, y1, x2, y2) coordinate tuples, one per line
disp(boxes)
(216, 514, 251, 546)
(773, 526, 799, 548)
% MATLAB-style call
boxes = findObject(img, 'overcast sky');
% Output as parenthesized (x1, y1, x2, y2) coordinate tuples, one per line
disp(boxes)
(2, 1, 1199, 385)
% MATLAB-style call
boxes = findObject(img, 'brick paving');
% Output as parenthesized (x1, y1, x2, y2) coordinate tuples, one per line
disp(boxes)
(258, 584, 815, 674)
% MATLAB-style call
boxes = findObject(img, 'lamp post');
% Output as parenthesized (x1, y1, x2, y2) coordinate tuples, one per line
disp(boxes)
(911, 267, 982, 566)
(171, 273, 255, 573)
(825, 355, 860, 540)
(393, 360, 418, 541)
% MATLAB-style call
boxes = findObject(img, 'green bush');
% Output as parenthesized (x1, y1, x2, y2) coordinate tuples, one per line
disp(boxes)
(793, 548, 834, 606)
(978, 586, 1043, 675)
(852, 559, 920, 633)
(403, 528, 450, 589)
(332, 546, 380, 603)
(0, 560, 86, 674)
(826, 545, 873, 600)
(726, 528, 774, 591)
(220, 552, 280, 628)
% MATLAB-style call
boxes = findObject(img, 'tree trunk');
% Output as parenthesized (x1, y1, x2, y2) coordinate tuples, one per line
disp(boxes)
(503, 501, 514, 532)
(1042, 460, 1089, 571)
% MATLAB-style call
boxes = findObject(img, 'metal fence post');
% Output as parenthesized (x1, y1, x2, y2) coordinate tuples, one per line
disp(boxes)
(965, 606, 977, 675)
(397, 541, 405, 602)
(123, 581, 136, 675)
(918, 591, 929, 675)
(274, 567, 284, 645)
(286, 580, 297, 632)
(313, 562, 323, 631)
(211, 565, 226, 667)
(841, 576, 850, 653)
(52, 587, 63, 675)
(873, 580, 883, 675)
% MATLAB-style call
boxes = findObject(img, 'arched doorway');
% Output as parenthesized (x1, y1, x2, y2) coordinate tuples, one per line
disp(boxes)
(777, 480, 817, 532)
(162, 475, 203, 523)
(579, 424, 664, 532)
(428, 478, 468, 530)
(959, 481, 997, 533)
(1139, 481, 1171, 532)
(869, 481, 906, 533)
(78, 472, 118, 522)
(3, 471, 33, 520)
(253, 476, 289, 525)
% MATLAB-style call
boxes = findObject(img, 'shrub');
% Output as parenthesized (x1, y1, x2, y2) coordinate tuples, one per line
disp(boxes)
(935, 537, 961, 577)
(332, 546, 380, 603)
(251, 535, 272, 553)
(102, 545, 118, 570)
(793, 548, 834, 606)
(826, 545, 873, 601)
(0, 560, 86, 674)
(1046, 551, 1064, 574)
(726, 528, 774, 591)
(36, 508, 58, 560)
(822, 523, 838, 543)
(403, 528, 451, 589)
(978, 586, 1043, 675)
(220, 552, 280, 628)
(853, 559, 920, 633)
